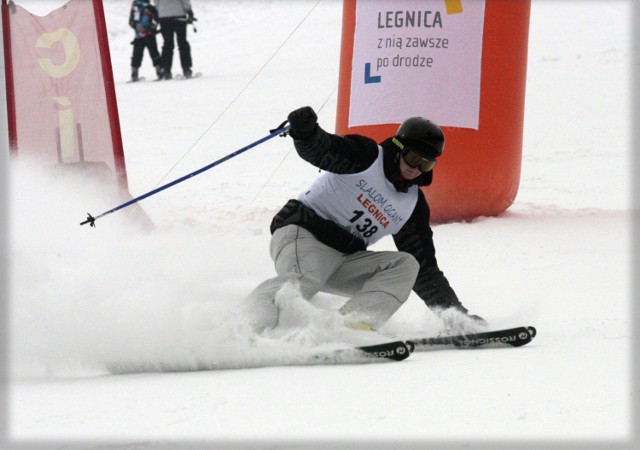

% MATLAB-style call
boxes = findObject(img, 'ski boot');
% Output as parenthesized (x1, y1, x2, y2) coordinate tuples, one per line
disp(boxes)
(154, 64, 164, 80)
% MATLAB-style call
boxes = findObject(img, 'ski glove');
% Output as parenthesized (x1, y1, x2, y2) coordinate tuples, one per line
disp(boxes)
(288, 106, 318, 140)
(420, 267, 463, 310)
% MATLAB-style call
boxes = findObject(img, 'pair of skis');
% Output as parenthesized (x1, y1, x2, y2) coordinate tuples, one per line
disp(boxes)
(126, 72, 202, 84)
(324, 326, 537, 364)
(107, 327, 537, 374)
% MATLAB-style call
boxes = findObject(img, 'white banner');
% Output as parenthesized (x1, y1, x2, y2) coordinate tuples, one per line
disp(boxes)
(349, 0, 485, 129)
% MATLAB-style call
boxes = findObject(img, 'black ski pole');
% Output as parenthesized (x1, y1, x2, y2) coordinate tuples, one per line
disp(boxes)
(80, 125, 290, 227)
(178, 15, 197, 32)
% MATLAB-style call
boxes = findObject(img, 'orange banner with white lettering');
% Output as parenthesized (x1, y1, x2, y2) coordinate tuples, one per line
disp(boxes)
(3, 0, 127, 189)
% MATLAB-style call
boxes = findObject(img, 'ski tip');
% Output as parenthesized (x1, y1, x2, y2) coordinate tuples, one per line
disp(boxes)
(390, 341, 412, 361)
(510, 326, 537, 347)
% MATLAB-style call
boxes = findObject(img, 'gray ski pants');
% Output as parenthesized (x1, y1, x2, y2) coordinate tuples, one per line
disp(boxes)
(243, 225, 420, 331)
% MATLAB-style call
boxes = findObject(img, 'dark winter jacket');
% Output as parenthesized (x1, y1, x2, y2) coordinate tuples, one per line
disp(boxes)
(271, 126, 463, 311)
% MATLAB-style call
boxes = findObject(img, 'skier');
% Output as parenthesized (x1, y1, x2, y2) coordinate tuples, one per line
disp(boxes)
(243, 106, 485, 332)
(155, 0, 196, 79)
(128, 0, 163, 81)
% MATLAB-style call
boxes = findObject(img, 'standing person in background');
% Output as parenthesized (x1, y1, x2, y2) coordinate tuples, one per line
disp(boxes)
(129, 0, 163, 81)
(155, 0, 196, 80)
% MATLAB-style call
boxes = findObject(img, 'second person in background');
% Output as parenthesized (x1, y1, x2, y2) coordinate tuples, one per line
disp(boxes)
(155, 0, 196, 79)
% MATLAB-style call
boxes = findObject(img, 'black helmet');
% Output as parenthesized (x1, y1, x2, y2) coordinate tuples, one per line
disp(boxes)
(394, 117, 445, 159)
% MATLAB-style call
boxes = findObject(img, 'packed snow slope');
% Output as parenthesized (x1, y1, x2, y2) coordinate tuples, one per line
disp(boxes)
(5, 0, 636, 449)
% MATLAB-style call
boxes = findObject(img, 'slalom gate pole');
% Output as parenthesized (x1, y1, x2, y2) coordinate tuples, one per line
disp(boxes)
(80, 125, 290, 227)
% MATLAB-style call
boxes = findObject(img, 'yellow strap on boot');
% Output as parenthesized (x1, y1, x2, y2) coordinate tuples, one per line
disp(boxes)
(346, 321, 374, 331)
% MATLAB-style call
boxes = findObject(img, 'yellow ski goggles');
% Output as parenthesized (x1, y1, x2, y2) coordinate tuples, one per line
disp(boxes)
(401, 148, 437, 173)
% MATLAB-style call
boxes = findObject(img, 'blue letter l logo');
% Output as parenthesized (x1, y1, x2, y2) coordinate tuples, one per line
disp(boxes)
(364, 63, 381, 84)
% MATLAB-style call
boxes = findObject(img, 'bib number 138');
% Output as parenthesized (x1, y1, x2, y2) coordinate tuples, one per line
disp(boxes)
(349, 210, 378, 238)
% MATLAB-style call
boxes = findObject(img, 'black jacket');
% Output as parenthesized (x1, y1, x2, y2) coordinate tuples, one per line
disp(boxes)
(270, 126, 463, 311)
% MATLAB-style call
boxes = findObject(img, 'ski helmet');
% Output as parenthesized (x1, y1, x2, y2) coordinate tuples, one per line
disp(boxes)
(394, 117, 445, 159)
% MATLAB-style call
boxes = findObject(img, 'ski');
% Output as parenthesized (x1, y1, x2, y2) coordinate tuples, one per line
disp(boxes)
(408, 326, 537, 351)
(107, 340, 413, 374)
(356, 340, 413, 361)
(174, 71, 202, 80)
(126, 76, 146, 83)
(311, 340, 413, 364)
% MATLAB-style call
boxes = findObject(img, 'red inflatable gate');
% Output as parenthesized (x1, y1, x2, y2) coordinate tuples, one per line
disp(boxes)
(336, 0, 531, 222)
